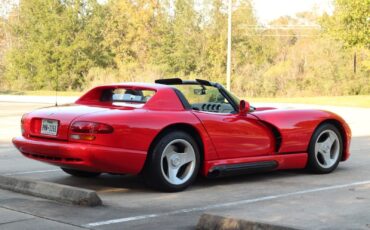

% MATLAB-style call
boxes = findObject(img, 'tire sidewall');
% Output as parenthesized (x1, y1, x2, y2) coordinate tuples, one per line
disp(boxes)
(307, 123, 343, 173)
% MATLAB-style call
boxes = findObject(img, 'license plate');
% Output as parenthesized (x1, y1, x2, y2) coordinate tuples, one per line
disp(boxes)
(40, 119, 58, 136)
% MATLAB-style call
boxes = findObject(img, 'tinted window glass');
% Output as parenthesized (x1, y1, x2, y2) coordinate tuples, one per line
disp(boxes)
(101, 88, 155, 104)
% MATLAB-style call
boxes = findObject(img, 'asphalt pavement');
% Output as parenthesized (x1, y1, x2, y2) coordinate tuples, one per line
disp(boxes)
(0, 100, 369, 230)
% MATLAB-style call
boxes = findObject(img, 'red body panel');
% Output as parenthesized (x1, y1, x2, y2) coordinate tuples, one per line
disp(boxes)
(193, 111, 275, 159)
(24, 105, 107, 140)
(13, 136, 146, 174)
(13, 82, 351, 177)
(253, 109, 351, 161)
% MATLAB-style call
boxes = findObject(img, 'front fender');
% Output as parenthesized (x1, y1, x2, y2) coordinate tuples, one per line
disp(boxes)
(252, 109, 351, 159)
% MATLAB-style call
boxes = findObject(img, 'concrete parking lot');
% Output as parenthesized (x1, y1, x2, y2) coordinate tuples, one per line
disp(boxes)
(0, 100, 369, 229)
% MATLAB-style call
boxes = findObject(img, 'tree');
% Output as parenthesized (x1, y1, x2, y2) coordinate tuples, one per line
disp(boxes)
(4, 0, 111, 90)
(0, 20, 5, 85)
(322, 0, 369, 48)
(196, 0, 227, 83)
(0, 0, 367, 96)
(103, 0, 159, 67)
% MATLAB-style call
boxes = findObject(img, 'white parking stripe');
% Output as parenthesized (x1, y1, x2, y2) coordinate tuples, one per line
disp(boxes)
(85, 180, 370, 227)
(4, 169, 60, 176)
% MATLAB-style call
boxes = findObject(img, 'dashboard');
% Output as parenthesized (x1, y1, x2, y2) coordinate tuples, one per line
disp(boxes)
(191, 103, 235, 113)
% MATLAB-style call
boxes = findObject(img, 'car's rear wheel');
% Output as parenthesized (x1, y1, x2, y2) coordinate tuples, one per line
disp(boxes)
(61, 168, 101, 178)
(307, 123, 343, 173)
(144, 131, 200, 192)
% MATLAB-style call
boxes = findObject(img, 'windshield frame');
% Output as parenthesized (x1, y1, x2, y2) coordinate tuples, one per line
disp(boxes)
(169, 81, 240, 112)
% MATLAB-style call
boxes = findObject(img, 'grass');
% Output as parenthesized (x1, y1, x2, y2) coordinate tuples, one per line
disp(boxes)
(250, 95, 370, 108)
(0, 90, 369, 108)
(0, 90, 83, 96)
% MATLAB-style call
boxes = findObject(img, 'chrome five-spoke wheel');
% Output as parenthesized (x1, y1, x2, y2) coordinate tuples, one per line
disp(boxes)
(308, 123, 343, 173)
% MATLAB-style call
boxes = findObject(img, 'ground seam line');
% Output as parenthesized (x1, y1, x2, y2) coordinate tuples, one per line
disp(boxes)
(0, 217, 35, 226)
(85, 180, 370, 227)
(0, 204, 90, 230)
(4, 169, 60, 176)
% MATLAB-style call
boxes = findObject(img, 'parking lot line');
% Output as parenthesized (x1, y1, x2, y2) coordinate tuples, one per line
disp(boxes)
(85, 180, 370, 227)
(4, 169, 60, 176)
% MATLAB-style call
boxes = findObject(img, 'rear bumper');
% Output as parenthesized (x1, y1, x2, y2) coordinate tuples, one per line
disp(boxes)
(12, 136, 147, 174)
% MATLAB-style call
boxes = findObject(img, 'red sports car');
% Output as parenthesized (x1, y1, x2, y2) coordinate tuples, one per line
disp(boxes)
(13, 79, 351, 191)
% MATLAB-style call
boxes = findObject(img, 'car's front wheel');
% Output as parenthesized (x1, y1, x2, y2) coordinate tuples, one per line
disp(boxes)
(307, 123, 343, 173)
(144, 131, 200, 192)
(61, 168, 101, 178)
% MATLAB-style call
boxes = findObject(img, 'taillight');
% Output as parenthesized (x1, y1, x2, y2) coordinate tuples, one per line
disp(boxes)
(21, 113, 28, 135)
(70, 134, 96, 141)
(70, 121, 114, 134)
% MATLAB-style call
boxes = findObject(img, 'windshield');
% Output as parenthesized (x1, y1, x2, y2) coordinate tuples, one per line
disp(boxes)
(172, 84, 237, 113)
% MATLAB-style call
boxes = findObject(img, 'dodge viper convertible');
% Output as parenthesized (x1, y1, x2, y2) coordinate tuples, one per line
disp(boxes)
(13, 78, 351, 191)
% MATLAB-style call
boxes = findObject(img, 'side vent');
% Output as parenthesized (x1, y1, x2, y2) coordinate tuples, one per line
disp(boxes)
(258, 120, 282, 152)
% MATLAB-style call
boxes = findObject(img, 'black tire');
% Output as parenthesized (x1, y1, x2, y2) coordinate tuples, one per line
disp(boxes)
(144, 131, 201, 192)
(61, 168, 101, 178)
(307, 123, 343, 174)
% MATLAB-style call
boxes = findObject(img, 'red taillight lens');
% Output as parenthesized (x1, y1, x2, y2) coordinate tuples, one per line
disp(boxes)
(70, 121, 114, 134)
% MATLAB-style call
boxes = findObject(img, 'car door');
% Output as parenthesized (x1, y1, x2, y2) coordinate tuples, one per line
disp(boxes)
(193, 111, 275, 159)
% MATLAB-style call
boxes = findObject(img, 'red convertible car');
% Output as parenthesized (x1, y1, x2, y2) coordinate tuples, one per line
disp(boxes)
(13, 78, 351, 191)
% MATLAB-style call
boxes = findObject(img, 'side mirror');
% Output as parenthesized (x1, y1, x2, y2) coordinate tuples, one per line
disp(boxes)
(239, 100, 250, 116)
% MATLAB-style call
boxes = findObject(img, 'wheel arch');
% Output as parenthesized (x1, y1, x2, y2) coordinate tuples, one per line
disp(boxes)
(142, 123, 205, 173)
(314, 119, 349, 161)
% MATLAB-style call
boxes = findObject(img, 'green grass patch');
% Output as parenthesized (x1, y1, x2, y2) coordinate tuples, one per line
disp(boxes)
(250, 95, 370, 108)
(0, 90, 83, 96)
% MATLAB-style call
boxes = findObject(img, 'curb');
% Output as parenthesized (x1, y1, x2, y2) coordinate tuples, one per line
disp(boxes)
(197, 214, 299, 230)
(0, 175, 102, 206)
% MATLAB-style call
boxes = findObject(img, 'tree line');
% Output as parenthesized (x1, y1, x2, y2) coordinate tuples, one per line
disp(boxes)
(0, 0, 368, 97)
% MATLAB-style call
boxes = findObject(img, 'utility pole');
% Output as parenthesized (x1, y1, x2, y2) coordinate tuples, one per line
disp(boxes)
(226, 0, 232, 91)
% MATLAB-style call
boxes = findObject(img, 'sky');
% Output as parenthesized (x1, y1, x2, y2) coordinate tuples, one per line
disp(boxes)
(95, 0, 335, 24)
(252, 0, 334, 23)
(2, 0, 334, 23)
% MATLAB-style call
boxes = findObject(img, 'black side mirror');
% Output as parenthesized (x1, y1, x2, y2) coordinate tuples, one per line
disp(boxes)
(239, 100, 250, 116)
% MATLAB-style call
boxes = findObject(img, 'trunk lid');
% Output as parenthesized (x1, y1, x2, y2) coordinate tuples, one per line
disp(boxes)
(27, 104, 109, 140)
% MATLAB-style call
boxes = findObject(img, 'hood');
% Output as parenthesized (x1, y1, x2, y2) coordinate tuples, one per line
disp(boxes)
(254, 106, 277, 112)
